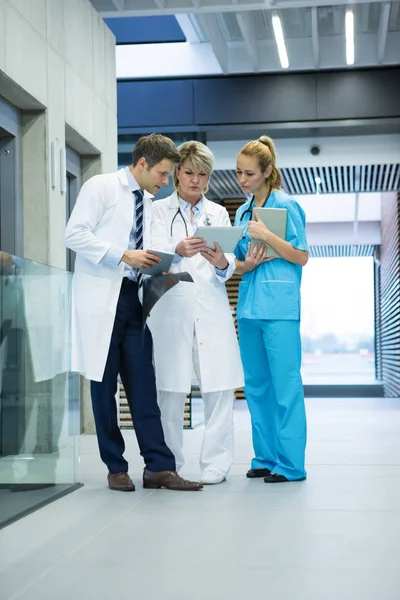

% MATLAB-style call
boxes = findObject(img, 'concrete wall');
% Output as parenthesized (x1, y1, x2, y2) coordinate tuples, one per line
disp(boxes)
(0, 0, 117, 268)
(0, 0, 117, 435)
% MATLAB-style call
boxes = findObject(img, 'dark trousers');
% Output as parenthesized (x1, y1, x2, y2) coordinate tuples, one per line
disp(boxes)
(90, 281, 176, 474)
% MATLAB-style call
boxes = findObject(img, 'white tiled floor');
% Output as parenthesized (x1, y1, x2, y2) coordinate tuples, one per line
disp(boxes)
(1, 398, 400, 600)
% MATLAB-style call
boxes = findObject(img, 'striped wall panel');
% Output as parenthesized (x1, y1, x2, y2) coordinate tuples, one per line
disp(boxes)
(120, 388, 193, 429)
(309, 245, 376, 258)
(209, 164, 400, 200)
(378, 192, 400, 398)
(374, 250, 383, 382)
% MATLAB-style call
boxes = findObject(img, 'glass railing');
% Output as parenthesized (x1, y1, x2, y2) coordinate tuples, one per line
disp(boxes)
(0, 252, 80, 529)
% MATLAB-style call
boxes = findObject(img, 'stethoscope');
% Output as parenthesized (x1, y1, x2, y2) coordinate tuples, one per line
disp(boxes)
(239, 193, 272, 223)
(239, 192, 271, 238)
(170, 206, 212, 237)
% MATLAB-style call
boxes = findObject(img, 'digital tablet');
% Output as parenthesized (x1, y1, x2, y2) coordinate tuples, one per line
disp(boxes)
(139, 250, 174, 276)
(249, 207, 287, 258)
(195, 226, 245, 253)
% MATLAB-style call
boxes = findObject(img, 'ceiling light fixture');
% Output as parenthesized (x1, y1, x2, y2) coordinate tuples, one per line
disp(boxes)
(272, 14, 289, 69)
(345, 9, 355, 66)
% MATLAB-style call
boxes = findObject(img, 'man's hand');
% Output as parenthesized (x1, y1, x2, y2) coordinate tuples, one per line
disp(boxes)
(175, 236, 206, 258)
(200, 242, 229, 270)
(247, 211, 271, 243)
(0, 252, 15, 274)
(121, 250, 161, 269)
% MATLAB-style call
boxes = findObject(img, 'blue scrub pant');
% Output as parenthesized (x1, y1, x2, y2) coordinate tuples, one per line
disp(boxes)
(238, 318, 307, 480)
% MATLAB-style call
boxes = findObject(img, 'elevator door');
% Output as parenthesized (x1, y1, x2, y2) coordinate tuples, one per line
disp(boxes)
(0, 130, 16, 255)
(0, 128, 23, 456)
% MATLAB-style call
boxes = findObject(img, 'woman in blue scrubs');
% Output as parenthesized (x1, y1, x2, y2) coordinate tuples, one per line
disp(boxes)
(234, 136, 309, 483)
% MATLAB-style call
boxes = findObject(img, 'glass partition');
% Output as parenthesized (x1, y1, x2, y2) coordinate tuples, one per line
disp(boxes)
(0, 252, 80, 529)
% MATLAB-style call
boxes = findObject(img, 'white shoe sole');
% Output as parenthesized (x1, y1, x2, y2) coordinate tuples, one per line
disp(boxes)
(200, 476, 226, 485)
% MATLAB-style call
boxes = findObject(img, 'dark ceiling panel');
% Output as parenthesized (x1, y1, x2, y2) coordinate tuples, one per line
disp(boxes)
(117, 80, 194, 127)
(317, 69, 400, 120)
(194, 74, 317, 125)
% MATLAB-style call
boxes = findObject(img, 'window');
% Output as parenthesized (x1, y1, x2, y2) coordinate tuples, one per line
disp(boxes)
(301, 257, 375, 384)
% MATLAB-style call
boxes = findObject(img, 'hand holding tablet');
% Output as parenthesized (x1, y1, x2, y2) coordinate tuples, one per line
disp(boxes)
(194, 226, 245, 253)
(139, 250, 175, 276)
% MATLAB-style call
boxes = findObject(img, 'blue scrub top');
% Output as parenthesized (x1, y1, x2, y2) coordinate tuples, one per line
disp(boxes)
(234, 189, 308, 321)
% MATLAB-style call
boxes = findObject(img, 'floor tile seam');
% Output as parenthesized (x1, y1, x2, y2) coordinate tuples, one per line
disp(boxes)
(231, 462, 400, 467)
(140, 508, 400, 514)
(5, 491, 157, 600)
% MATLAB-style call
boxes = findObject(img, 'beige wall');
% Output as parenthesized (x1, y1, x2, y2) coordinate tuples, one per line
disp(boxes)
(0, 0, 117, 268)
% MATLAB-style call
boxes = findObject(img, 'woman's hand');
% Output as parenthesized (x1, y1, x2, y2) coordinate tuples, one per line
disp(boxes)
(244, 243, 275, 272)
(200, 242, 229, 270)
(175, 236, 206, 257)
(247, 211, 271, 243)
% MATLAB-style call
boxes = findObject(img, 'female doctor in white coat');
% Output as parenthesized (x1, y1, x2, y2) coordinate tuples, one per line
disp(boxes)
(148, 141, 244, 485)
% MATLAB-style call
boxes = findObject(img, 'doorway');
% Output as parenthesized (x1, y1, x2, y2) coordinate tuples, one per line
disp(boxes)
(65, 147, 82, 272)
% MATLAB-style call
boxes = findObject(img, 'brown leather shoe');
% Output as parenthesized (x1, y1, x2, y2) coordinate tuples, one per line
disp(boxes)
(143, 469, 203, 491)
(108, 472, 135, 492)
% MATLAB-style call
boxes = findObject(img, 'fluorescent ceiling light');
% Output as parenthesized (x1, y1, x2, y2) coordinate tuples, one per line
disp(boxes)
(272, 14, 289, 69)
(345, 10, 355, 66)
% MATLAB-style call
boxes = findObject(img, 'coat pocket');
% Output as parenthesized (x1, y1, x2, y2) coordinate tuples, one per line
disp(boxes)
(74, 274, 113, 315)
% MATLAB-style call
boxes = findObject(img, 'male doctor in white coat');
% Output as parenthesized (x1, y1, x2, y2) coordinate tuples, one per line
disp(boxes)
(65, 134, 203, 492)
(148, 141, 244, 485)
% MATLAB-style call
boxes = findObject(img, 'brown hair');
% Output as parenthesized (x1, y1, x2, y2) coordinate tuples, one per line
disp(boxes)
(239, 136, 282, 190)
(173, 141, 214, 193)
(132, 133, 180, 169)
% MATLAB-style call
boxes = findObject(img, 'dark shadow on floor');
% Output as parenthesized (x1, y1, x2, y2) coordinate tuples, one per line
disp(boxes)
(0, 483, 83, 529)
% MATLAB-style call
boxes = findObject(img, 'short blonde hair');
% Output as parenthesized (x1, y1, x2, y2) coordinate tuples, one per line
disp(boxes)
(173, 141, 214, 193)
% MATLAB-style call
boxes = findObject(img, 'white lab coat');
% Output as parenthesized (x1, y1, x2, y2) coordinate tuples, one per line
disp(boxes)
(65, 168, 152, 382)
(147, 192, 244, 394)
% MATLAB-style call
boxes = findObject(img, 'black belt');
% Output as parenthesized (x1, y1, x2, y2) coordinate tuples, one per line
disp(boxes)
(121, 277, 138, 286)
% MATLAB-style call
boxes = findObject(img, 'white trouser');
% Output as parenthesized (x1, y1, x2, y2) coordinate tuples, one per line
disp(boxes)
(158, 336, 235, 476)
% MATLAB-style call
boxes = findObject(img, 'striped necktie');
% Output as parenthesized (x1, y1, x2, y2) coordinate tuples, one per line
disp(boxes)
(134, 189, 144, 250)
(134, 189, 144, 286)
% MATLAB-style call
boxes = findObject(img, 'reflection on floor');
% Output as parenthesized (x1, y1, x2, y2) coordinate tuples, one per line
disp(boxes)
(0, 483, 81, 529)
(1, 398, 400, 600)
(0, 443, 79, 529)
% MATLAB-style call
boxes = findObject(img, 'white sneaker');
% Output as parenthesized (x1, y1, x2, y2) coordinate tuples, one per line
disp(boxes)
(200, 470, 226, 485)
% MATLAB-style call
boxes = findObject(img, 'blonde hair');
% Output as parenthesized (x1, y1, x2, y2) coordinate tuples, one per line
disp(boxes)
(239, 136, 282, 190)
(173, 141, 214, 193)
